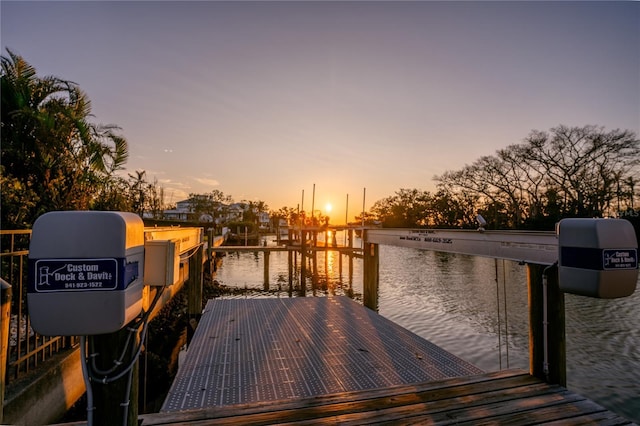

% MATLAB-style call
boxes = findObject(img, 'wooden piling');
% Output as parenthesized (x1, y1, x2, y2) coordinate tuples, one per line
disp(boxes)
(207, 229, 216, 273)
(288, 250, 293, 295)
(91, 326, 139, 426)
(363, 235, 379, 311)
(263, 251, 270, 290)
(1, 279, 11, 424)
(187, 245, 204, 319)
(300, 231, 307, 296)
(312, 246, 318, 291)
(324, 249, 329, 292)
(527, 263, 566, 386)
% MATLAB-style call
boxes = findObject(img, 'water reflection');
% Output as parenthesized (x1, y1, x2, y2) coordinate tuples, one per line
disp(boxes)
(214, 247, 361, 300)
(212, 237, 640, 422)
(377, 246, 530, 372)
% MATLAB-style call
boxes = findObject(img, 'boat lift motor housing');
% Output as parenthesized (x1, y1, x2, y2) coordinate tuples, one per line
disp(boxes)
(558, 218, 638, 298)
(144, 239, 180, 286)
(27, 211, 145, 336)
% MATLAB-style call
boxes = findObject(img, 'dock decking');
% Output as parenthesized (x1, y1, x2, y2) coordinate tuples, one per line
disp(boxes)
(143, 368, 634, 425)
(142, 296, 635, 425)
(162, 297, 482, 411)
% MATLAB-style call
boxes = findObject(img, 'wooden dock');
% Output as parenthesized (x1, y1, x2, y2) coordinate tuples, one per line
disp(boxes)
(142, 369, 635, 425)
(139, 297, 635, 425)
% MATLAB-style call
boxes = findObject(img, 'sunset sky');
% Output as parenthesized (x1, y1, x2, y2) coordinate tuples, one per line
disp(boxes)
(2, 1, 639, 224)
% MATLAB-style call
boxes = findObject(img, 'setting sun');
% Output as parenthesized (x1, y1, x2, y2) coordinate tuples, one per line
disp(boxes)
(325, 203, 332, 213)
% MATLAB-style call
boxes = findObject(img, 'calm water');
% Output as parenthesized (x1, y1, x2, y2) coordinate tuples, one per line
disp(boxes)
(212, 235, 640, 422)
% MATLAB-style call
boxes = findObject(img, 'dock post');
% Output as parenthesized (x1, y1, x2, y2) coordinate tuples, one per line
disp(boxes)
(324, 249, 329, 292)
(363, 232, 379, 311)
(264, 250, 270, 290)
(91, 326, 139, 425)
(527, 263, 566, 386)
(208, 228, 215, 273)
(349, 248, 354, 287)
(188, 244, 204, 320)
(312, 247, 318, 292)
(1, 279, 11, 424)
(288, 249, 293, 295)
(300, 231, 307, 296)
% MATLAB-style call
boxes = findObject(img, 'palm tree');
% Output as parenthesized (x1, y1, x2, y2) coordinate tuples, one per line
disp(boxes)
(1, 49, 129, 226)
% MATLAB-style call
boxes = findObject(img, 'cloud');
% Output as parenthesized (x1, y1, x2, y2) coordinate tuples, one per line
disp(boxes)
(160, 179, 190, 189)
(193, 177, 221, 187)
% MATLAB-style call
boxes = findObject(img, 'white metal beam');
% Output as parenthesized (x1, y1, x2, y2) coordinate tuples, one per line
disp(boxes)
(364, 228, 558, 265)
(144, 227, 203, 255)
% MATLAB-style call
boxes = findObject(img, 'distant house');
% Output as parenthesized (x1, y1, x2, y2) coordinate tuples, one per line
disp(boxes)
(226, 203, 246, 222)
(162, 199, 194, 221)
(162, 199, 265, 225)
(258, 211, 270, 230)
(161, 198, 273, 230)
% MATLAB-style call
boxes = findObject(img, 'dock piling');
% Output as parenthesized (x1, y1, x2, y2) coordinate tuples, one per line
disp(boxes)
(1, 279, 11, 424)
(187, 244, 204, 320)
(263, 251, 270, 290)
(91, 326, 139, 426)
(527, 263, 566, 386)
(363, 232, 379, 311)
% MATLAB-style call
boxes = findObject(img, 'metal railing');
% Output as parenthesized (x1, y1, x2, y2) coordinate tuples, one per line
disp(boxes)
(0, 230, 79, 386)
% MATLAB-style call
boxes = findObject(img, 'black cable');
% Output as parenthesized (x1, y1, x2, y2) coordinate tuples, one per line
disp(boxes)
(87, 285, 165, 384)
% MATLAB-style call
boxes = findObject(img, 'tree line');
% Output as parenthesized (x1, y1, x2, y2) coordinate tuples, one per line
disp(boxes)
(366, 125, 639, 230)
(3, 50, 638, 231)
(1, 49, 166, 228)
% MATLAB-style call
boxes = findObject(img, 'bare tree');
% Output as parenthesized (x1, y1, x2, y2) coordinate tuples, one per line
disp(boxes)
(435, 125, 640, 228)
(520, 125, 640, 217)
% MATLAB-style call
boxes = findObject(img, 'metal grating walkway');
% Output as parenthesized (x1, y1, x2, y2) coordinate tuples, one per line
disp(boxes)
(162, 296, 483, 412)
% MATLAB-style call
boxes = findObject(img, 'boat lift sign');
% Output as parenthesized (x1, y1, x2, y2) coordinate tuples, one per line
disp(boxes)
(603, 249, 638, 270)
(29, 258, 139, 292)
(560, 247, 638, 271)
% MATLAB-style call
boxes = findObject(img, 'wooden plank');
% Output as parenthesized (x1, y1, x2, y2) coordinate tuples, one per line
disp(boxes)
(141, 370, 569, 425)
(141, 371, 636, 426)
(240, 377, 552, 425)
(272, 383, 576, 426)
(455, 399, 629, 426)
(372, 392, 586, 425)
(141, 370, 529, 424)
(147, 370, 527, 423)
(543, 411, 635, 426)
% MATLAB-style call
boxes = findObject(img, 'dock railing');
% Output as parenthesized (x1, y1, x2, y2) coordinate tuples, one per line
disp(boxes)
(1, 225, 207, 424)
(0, 230, 79, 387)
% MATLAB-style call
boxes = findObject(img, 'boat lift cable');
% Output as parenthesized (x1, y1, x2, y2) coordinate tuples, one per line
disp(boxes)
(542, 262, 557, 382)
(87, 287, 163, 384)
(179, 242, 204, 261)
(80, 336, 95, 426)
(494, 259, 502, 370)
(89, 325, 138, 376)
(81, 285, 166, 426)
(143, 326, 149, 414)
(503, 259, 510, 368)
(120, 327, 138, 426)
